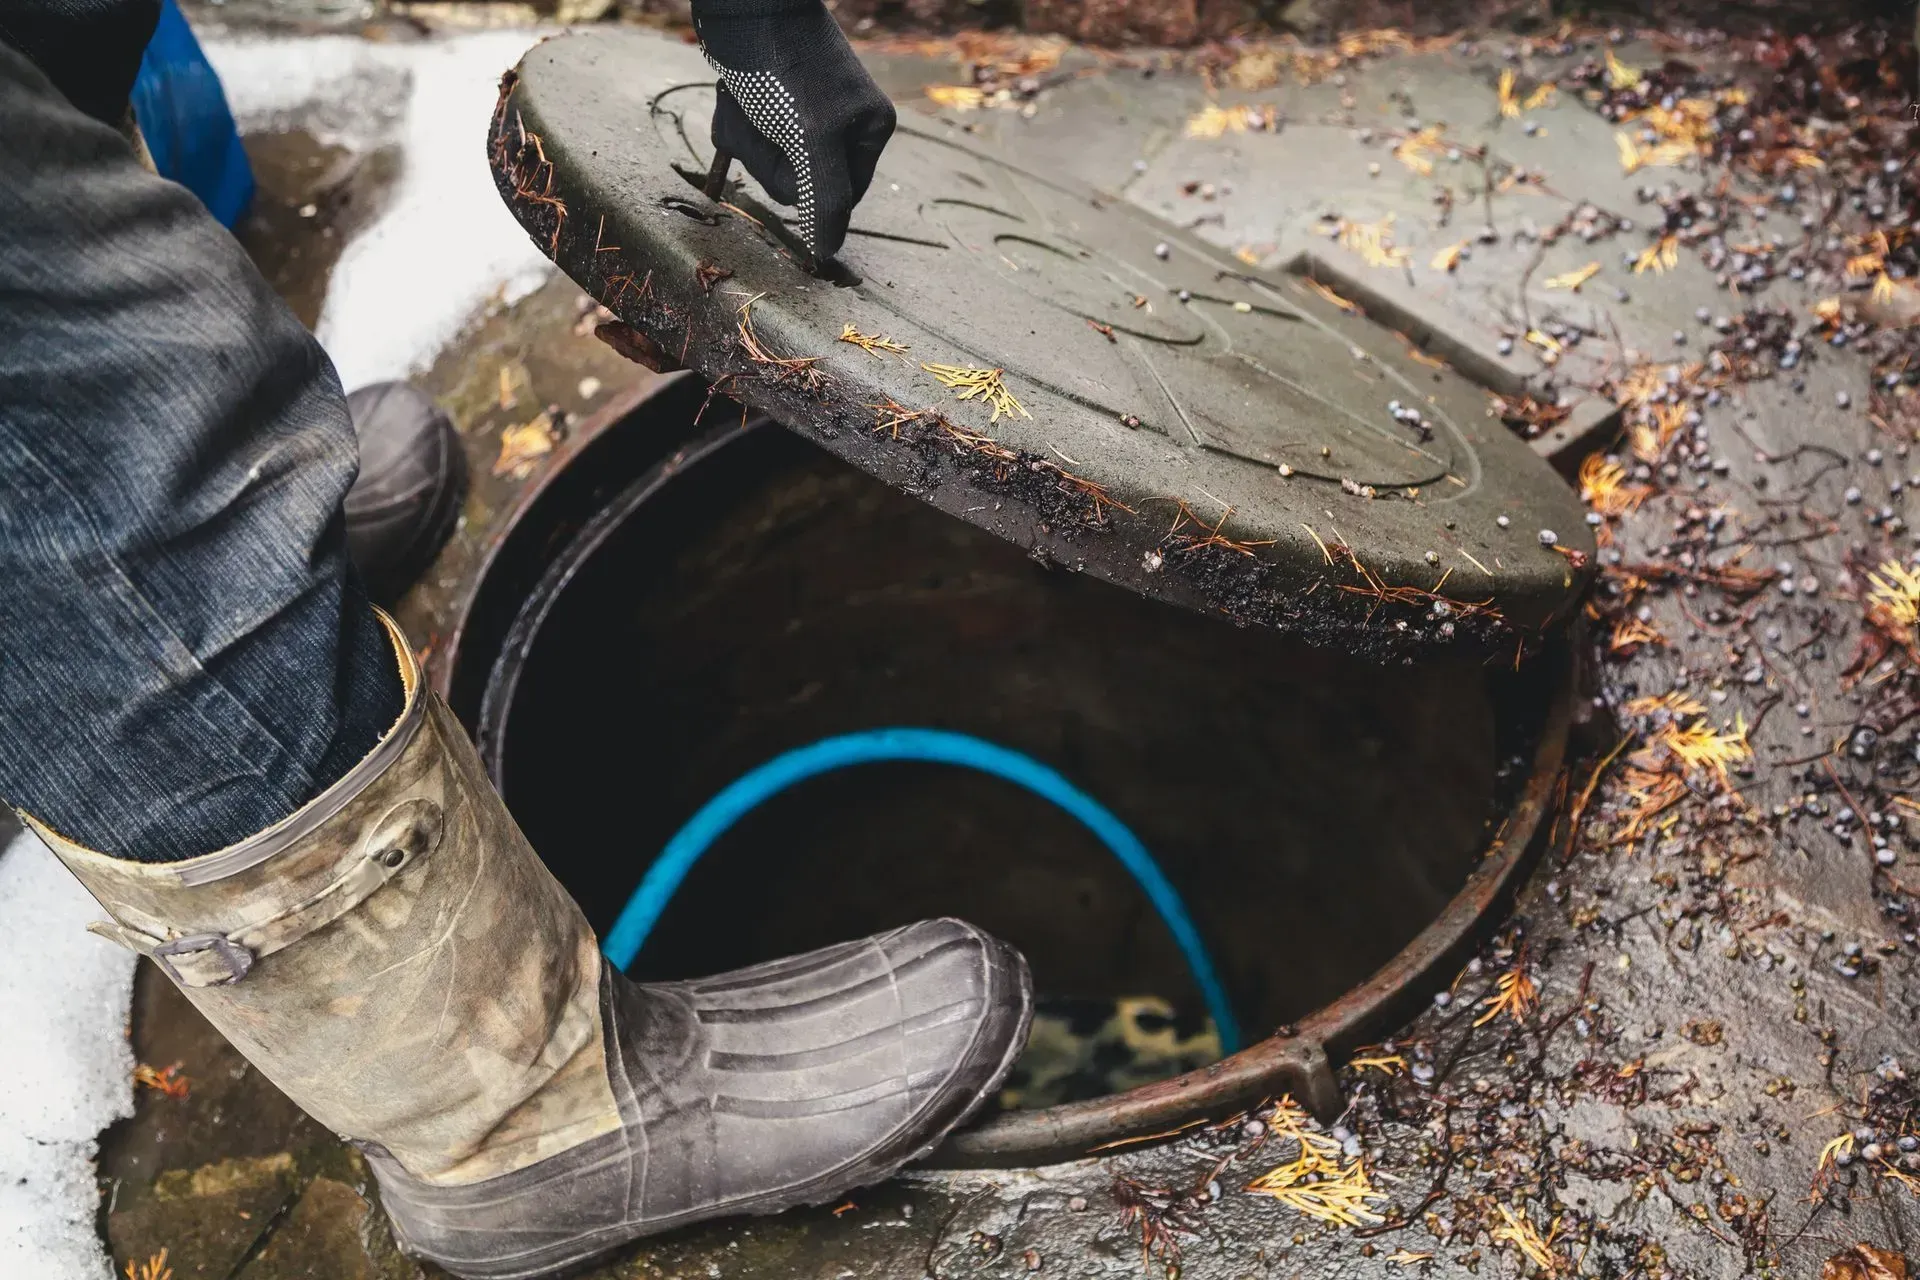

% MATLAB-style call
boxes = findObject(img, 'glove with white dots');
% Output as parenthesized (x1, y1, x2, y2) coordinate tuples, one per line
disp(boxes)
(692, 0, 896, 264)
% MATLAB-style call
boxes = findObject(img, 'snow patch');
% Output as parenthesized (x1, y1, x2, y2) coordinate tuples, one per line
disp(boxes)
(0, 822, 136, 1280)
(206, 31, 557, 389)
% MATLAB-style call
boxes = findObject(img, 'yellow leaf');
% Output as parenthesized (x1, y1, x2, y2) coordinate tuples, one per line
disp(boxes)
(1430, 240, 1467, 272)
(1498, 67, 1520, 118)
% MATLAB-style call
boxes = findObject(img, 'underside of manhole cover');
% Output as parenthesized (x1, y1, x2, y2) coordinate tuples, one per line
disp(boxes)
(488, 31, 1595, 666)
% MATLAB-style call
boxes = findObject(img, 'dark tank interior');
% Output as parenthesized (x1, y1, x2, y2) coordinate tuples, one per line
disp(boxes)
(480, 422, 1543, 1107)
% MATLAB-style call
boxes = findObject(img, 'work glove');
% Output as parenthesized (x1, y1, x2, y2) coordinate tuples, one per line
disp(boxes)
(691, 0, 896, 264)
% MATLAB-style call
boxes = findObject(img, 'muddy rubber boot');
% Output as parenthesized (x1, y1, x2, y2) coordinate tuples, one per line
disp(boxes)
(29, 612, 1032, 1280)
(343, 382, 467, 606)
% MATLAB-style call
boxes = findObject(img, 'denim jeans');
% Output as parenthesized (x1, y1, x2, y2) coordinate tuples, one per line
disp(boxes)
(0, 37, 403, 863)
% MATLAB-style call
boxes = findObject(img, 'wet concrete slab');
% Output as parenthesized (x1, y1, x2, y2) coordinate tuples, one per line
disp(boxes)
(99, 22, 1920, 1280)
(235, 131, 401, 330)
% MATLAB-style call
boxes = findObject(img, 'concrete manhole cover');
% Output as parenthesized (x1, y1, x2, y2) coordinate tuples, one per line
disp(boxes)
(491, 31, 1593, 660)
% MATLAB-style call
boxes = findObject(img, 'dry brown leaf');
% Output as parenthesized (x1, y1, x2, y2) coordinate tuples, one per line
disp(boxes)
(1823, 1245, 1910, 1280)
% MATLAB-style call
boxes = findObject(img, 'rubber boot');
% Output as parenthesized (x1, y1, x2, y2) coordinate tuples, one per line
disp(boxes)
(343, 382, 468, 606)
(29, 612, 1032, 1280)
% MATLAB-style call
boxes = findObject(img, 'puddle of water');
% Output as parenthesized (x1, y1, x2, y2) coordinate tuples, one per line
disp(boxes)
(234, 131, 399, 330)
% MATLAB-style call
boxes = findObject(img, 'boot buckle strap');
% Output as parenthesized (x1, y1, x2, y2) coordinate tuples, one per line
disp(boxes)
(152, 932, 255, 986)
(95, 798, 447, 987)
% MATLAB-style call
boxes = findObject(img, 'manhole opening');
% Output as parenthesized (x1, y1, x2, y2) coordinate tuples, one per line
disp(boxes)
(481, 420, 1549, 1112)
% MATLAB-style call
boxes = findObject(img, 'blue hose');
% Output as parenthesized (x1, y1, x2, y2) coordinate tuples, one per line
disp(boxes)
(602, 728, 1242, 1053)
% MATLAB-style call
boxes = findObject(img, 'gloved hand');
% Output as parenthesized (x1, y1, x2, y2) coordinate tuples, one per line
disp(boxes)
(692, 0, 896, 264)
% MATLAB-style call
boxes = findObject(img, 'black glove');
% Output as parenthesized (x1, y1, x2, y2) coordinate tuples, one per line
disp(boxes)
(692, 0, 895, 263)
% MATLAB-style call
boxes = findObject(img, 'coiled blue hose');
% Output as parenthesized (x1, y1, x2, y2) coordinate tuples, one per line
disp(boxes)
(602, 728, 1242, 1053)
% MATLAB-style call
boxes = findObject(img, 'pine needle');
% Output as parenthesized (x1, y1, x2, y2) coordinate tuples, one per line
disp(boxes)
(1623, 691, 1705, 720)
(925, 84, 987, 111)
(1578, 454, 1647, 516)
(1474, 959, 1539, 1027)
(1323, 215, 1409, 268)
(1605, 48, 1641, 89)
(1865, 559, 1920, 655)
(1492, 1204, 1563, 1274)
(1617, 134, 1698, 175)
(737, 297, 825, 392)
(1185, 103, 1281, 138)
(1813, 1133, 1857, 1198)
(1617, 765, 1689, 841)
(1657, 715, 1752, 787)
(1633, 235, 1680, 274)
(133, 1061, 190, 1100)
(1866, 560, 1920, 630)
(124, 1251, 172, 1280)
(1394, 125, 1446, 176)
(1608, 616, 1665, 654)
(1303, 278, 1362, 313)
(1244, 1098, 1389, 1227)
(868, 398, 929, 439)
(1543, 262, 1601, 292)
(922, 363, 1030, 422)
(493, 412, 557, 479)
(838, 323, 910, 359)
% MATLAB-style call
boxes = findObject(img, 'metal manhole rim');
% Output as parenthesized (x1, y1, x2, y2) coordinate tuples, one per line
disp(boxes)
(935, 651, 1572, 1167)
(429, 381, 1578, 1171)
